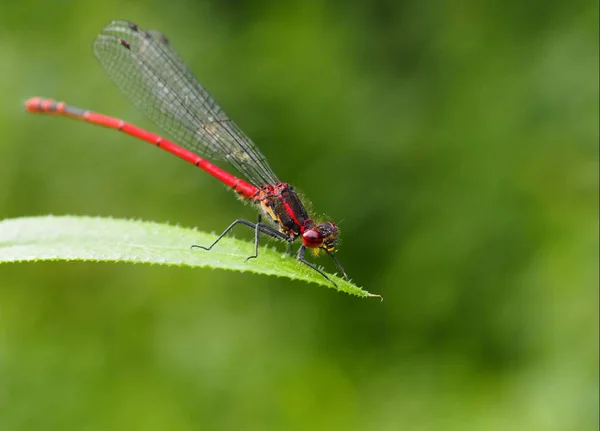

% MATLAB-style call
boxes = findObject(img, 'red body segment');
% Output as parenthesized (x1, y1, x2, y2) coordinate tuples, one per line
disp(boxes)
(25, 97, 258, 199)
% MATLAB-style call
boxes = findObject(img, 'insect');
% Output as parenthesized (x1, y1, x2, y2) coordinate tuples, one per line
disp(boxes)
(26, 20, 350, 286)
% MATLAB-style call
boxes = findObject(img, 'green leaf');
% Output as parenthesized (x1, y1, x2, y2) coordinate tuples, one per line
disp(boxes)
(0, 215, 379, 298)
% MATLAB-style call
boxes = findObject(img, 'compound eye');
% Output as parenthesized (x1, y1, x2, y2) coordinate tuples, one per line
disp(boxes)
(302, 229, 323, 248)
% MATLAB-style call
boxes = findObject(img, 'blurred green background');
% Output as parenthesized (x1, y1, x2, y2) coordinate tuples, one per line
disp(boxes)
(0, 0, 597, 429)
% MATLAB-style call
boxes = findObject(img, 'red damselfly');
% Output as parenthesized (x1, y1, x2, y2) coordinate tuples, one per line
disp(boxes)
(25, 20, 350, 286)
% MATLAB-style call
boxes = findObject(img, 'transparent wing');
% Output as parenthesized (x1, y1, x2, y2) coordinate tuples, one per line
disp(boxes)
(93, 20, 279, 186)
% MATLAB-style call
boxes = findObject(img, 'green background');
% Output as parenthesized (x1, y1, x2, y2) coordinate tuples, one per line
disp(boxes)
(0, 0, 597, 429)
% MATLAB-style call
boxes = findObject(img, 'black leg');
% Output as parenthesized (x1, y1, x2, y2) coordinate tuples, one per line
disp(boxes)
(296, 245, 338, 287)
(326, 251, 349, 280)
(191, 217, 289, 263)
(191, 218, 258, 251)
(245, 215, 262, 262)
